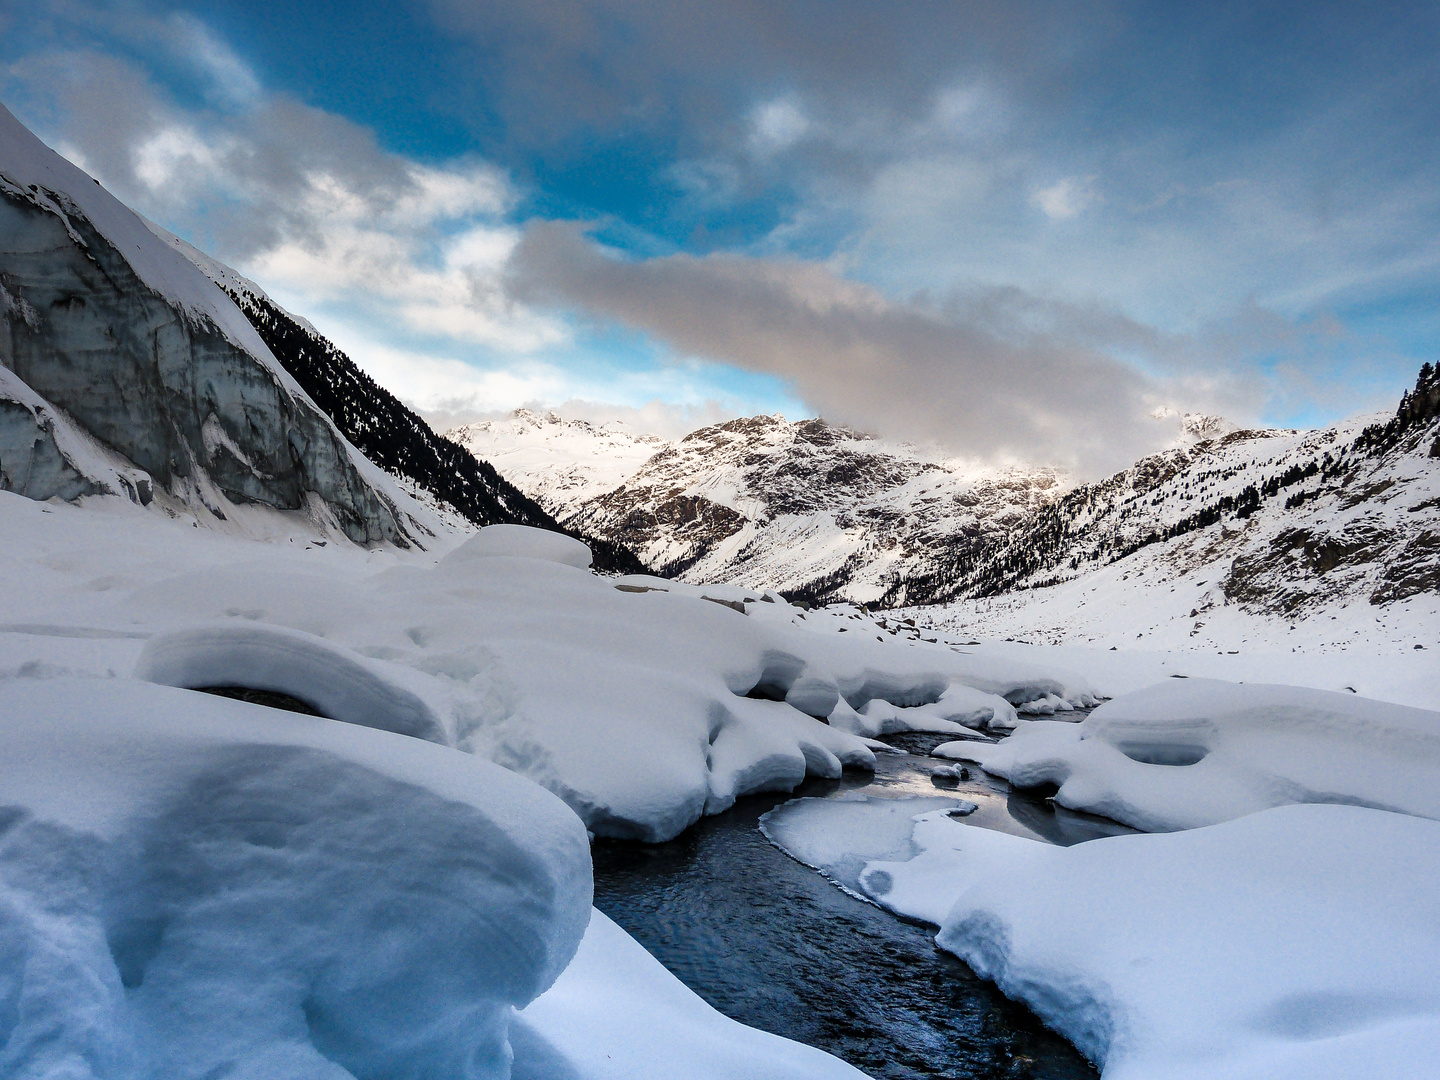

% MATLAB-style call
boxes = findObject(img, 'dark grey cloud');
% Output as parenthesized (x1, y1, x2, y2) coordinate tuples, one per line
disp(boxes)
(422, 0, 1109, 166)
(508, 221, 1204, 475)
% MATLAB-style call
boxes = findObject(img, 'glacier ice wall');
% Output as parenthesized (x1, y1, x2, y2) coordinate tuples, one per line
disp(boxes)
(0, 184, 407, 543)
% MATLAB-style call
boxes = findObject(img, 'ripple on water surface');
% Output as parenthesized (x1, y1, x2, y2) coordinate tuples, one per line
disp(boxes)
(592, 729, 1130, 1079)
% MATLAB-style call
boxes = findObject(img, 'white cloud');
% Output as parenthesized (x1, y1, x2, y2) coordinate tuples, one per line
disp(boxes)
(749, 98, 809, 154)
(1030, 176, 1098, 220)
(165, 13, 262, 108)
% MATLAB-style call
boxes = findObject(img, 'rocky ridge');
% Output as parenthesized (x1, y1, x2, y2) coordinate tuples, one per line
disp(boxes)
(892, 363, 1440, 618)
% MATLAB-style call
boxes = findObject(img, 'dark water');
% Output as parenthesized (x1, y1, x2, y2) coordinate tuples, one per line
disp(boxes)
(592, 729, 1133, 1079)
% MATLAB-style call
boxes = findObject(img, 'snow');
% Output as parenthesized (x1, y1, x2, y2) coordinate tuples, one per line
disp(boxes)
(513, 910, 869, 1080)
(444, 522, 594, 568)
(0, 494, 1091, 847)
(936, 678, 1440, 831)
(758, 792, 969, 898)
(446, 411, 668, 518)
(137, 622, 449, 743)
(834, 803, 1440, 1080)
(0, 677, 592, 1079)
(0, 500, 880, 1080)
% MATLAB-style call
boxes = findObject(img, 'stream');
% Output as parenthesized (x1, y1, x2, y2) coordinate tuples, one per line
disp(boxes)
(591, 728, 1133, 1080)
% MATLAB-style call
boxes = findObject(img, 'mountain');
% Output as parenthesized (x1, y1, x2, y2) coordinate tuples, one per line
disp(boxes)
(457, 411, 1066, 605)
(447, 410, 668, 517)
(892, 363, 1440, 620)
(0, 103, 644, 570)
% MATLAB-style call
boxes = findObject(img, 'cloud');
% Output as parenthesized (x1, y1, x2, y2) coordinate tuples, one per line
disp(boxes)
(3, 41, 567, 354)
(1030, 176, 1098, 220)
(164, 12, 262, 108)
(749, 98, 809, 155)
(508, 222, 1211, 475)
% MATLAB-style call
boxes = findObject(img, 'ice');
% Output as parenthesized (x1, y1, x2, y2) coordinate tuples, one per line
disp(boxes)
(758, 793, 968, 897)
(851, 803, 1440, 1080)
(512, 910, 869, 1080)
(936, 678, 1440, 831)
(0, 678, 592, 1080)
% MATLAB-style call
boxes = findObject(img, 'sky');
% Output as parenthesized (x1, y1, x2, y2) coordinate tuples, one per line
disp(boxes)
(2, 0, 1437, 475)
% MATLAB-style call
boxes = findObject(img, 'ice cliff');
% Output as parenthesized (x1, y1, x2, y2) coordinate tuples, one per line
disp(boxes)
(0, 102, 430, 545)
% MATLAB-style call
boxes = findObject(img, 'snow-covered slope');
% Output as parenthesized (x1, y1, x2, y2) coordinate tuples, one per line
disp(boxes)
(0, 102, 442, 547)
(448, 410, 668, 517)
(896, 365, 1440, 647)
(465, 412, 1066, 605)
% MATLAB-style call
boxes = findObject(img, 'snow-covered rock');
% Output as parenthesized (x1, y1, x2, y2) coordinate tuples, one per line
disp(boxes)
(935, 678, 1440, 831)
(443, 522, 594, 568)
(841, 803, 1440, 1080)
(0, 677, 592, 1080)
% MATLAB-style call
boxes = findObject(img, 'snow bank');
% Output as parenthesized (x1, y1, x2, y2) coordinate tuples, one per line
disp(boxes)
(2, 496, 1103, 842)
(937, 678, 1440, 831)
(137, 622, 448, 744)
(512, 910, 869, 1080)
(0, 678, 592, 1080)
(443, 523, 593, 569)
(758, 792, 968, 897)
(848, 803, 1440, 1080)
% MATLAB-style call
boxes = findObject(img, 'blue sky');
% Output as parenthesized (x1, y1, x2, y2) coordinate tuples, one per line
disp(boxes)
(2, 0, 1436, 472)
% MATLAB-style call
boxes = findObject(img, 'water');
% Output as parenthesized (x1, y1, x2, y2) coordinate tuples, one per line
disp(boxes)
(592, 729, 1133, 1079)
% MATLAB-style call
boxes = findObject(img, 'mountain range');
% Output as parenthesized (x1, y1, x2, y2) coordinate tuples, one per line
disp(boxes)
(449, 411, 1067, 604)
(2, 99, 1435, 630)
(450, 376, 1438, 626)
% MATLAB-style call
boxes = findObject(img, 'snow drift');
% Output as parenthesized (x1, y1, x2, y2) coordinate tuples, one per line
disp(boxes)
(937, 678, 1440, 831)
(0, 677, 592, 1080)
(835, 803, 1440, 1080)
(113, 523, 1093, 841)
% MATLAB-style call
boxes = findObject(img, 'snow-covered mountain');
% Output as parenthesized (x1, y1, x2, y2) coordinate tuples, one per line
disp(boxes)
(447, 410, 668, 517)
(894, 363, 1440, 637)
(0, 103, 644, 569)
(457, 411, 1067, 605)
